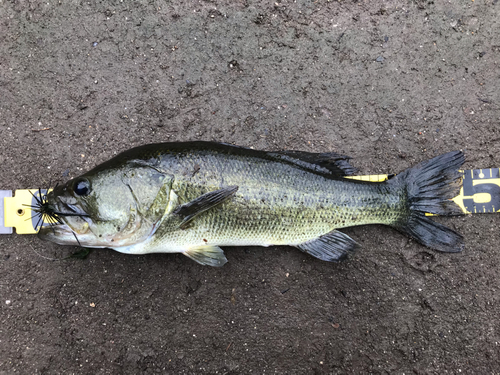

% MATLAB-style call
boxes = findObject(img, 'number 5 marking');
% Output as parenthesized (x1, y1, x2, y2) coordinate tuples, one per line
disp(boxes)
(462, 169, 500, 213)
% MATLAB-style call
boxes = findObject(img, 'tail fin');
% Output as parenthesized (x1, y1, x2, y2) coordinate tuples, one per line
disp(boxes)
(391, 151, 465, 253)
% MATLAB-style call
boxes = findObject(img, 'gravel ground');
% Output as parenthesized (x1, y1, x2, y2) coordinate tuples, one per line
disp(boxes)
(1, 1, 500, 373)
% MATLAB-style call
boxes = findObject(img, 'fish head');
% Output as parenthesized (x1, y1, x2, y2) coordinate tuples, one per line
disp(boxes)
(38, 165, 165, 248)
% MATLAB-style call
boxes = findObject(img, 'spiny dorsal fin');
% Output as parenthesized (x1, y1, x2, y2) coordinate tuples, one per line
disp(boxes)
(174, 186, 239, 228)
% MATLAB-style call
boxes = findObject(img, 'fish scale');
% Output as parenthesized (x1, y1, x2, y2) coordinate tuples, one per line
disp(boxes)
(151, 152, 406, 249)
(32, 142, 465, 266)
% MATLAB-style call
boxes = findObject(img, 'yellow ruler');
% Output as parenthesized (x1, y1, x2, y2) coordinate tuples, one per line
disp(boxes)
(1, 189, 51, 234)
(1, 168, 498, 234)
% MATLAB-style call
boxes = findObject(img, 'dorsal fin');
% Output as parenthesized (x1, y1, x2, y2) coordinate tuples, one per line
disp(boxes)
(95, 142, 357, 178)
(268, 150, 357, 177)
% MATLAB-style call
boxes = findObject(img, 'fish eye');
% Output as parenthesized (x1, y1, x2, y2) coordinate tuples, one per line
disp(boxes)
(73, 178, 91, 196)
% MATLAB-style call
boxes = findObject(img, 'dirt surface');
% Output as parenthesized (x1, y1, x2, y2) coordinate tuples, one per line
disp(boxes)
(1, 0, 500, 373)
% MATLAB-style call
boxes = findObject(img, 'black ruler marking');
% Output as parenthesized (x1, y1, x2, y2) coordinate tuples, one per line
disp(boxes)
(463, 168, 500, 214)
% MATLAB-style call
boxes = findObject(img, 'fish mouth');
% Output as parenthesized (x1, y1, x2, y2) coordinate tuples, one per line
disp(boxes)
(37, 212, 96, 246)
(37, 222, 82, 246)
(37, 194, 93, 240)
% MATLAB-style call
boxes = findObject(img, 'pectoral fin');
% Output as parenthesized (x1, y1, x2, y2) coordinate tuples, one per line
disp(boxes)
(184, 245, 228, 267)
(174, 186, 238, 228)
(296, 230, 358, 262)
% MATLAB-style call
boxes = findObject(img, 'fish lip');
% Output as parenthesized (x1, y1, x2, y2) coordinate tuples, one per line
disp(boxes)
(37, 223, 77, 245)
(39, 222, 72, 235)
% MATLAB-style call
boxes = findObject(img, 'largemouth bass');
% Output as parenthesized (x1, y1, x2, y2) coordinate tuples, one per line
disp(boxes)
(38, 142, 465, 266)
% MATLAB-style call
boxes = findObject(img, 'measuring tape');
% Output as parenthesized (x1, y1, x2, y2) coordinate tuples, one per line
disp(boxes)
(0, 189, 52, 234)
(1, 168, 498, 234)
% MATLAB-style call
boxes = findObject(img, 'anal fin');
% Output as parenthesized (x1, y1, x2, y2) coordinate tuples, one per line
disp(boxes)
(296, 230, 358, 262)
(184, 245, 228, 267)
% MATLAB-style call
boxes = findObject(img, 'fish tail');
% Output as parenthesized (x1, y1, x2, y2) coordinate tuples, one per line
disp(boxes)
(390, 151, 465, 252)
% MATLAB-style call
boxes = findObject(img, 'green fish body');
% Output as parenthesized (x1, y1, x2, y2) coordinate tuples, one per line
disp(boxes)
(38, 142, 465, 266)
